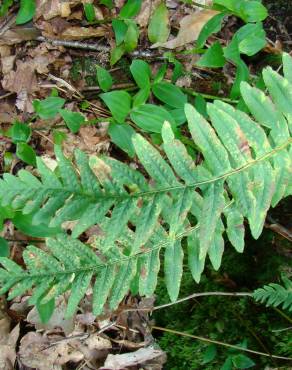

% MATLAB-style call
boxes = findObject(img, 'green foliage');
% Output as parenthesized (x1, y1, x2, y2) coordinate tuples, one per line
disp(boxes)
(96, 66, 113, 92)
(83, 3, 95, 22)
(15, 0, 36, 24)
(253, 276, 292, 311)
(148, 2, 170, 44)
(0, 55, 291, 318)
(59, 110, 85, 133)
(0, 237, 9, 258)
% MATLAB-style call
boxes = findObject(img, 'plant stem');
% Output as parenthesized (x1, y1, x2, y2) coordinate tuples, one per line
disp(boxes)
(151, 326, 292, 361)
(182, 87, 238, 103)
(153, 292, 252, 311)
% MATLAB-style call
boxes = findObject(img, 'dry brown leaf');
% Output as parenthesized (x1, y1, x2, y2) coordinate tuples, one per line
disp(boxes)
(60, 26, 106, 40)
(151, 9, 218, 49)
(2, 60, 38, 94)
(101, 347, 166, 370)
(0, 103, 17, 123)
(136, 0, 160, 27)
(18, 332, 83, 370)
(27, 296, 75, 335)
(36, 0, 81, 20)
(0, 27, 40, 45)
(1, 56, 15, 75)
(0, 316, 20, 370)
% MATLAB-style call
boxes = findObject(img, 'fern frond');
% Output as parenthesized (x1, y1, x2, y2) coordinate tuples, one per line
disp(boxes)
(0, 54, 292, 315)
(253, 277, 292, 311)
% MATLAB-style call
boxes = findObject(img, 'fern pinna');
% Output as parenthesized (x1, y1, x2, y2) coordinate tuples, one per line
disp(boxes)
(0, 54, 291, 318)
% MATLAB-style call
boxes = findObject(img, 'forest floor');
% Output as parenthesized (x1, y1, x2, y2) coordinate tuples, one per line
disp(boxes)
(0, 0, 291, 369)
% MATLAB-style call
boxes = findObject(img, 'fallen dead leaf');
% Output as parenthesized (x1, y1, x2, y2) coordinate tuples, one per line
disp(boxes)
(36, 0, 82, 20)
(27, 296, 75, 335)
(0, 27, 40, 45)
(136, 0, 161, 28)
(100, 346, 166, 370)
(2, 60, 38, 94)
(0, 315, 20, 370)
(151, 9, 218, 49)
(18, 332, 83, 370)
(60, 26, 106, 40)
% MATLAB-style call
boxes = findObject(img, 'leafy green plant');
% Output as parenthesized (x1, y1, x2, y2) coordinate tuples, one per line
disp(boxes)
(110, 0, 141, 64)
(253, 276, 292, 311)
(195, 0, 268, 98)
(1, 0, 36, 24)
(0, 54, 291, 320)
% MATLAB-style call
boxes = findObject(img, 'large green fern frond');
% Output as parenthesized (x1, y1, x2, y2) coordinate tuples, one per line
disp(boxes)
(0, 54, 291, 315)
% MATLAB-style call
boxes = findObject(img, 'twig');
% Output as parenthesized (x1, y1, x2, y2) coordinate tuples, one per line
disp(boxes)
(265, 216, 292, 242)
(0, 92, 15, 100)
(123, 292, 252, 312)
(182, 87, 238, 103)
(37, 36, 109, 52)
(151, 326, 292, 361)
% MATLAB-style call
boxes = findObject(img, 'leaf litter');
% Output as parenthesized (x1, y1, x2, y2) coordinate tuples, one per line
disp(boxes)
(0, 0, 269, 368)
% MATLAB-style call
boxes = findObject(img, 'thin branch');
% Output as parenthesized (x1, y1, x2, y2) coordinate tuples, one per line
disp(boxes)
(151, 326, 292, 361)
(123, 292, 252, 312)
(265, 216, 292, 242)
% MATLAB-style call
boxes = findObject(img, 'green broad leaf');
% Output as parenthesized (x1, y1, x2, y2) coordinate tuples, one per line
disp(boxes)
(171, 59, 183, 83)
(59, 109, 85, 133)
(33, 97, 65, 119)
(100, 90, 132, 123)
(110, 44, 125, 65)
(230, 59, 249, 99)
(53, 130, 67, 145)
(168, 107, 186, 125)
(232, 354, 256, 369)
(108, 122, 135, 157)
(15, 0, 36, 24)
(220, 357, 233, 370)
(120, 0, 142, 19)
(130, 104, 175, 133)
(224, 34, 240, 64)
(197, 13, 225, 49)
(112, 19, 128, 45)
(153, 63, 167, 83)
(36, 298, 55, 324)
(16, 143, 36, 166)
(148, 2, 170, 44)
(197, 42, 226, 68)
(236, 23, 266, 56)
(202, 344, 217, 364)
(84, 3, 95, 22)
(152, 82, 187, 108)
(12, 212, 61, 237)
(9, 122, 31, 143)
(194, 95, 208, 118)
(0, 237, 9, 258)
(133, 86, 151, 107)
(124, 20, 139, 52)
(100, 0, 113, 9)
(96, 66, 113, 92)
(213, 0, 236, 11)
(237, 1, 268, 23)
(130, 60, 151, 89)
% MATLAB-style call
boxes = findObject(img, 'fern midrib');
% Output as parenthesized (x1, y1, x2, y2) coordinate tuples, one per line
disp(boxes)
(8, 138, 292, 204)
(9, 224, 201, 281)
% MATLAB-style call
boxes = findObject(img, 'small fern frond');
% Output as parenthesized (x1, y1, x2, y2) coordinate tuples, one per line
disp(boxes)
(253, 277, 292, 311)
(0, 54, 292, 314)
